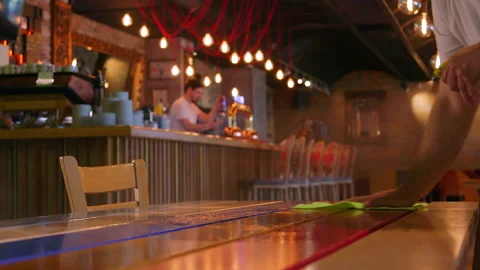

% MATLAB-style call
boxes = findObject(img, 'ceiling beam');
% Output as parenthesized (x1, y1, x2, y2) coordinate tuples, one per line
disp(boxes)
(317, 0, 407, 81)
(376, 0, 431, 79)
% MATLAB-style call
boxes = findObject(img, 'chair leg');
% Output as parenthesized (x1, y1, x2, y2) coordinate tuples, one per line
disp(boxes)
(270, 189, 274, 200)
(305, 186, 310, 201)
(254, 187, 258, 201)
(350, 181, 355, 197)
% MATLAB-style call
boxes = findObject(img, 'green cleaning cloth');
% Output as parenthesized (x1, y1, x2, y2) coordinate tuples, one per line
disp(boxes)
(293, 201, 428, 211)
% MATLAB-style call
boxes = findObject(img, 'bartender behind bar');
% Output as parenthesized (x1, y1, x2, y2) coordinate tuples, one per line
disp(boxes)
(169, 79, 223, 133)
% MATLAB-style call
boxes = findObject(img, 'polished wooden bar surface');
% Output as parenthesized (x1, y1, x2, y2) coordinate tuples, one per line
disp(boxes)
(0, 201, 475, 270)
(0, 127, 278, 220)
(310, 202, 479, 270)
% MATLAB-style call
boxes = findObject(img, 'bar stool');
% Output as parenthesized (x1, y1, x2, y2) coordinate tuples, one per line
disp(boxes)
(339, 146, 357, 199)
(59, 156, 149, 213)
(253, 136, 296, 200)
(310, 142, 341, 202)
(289, 138, 315, 201)
(309, 140, 325, 201)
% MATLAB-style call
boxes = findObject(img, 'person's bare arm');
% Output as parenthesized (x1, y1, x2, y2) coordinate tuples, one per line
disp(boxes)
(180, 119, 214, 133)
(363, 82, 477, 207)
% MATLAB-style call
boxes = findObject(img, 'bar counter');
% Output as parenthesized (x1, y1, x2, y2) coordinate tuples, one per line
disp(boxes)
(0, 127, 278, 220)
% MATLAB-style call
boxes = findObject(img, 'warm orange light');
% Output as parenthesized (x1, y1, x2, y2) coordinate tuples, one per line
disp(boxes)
(1, 40, 7, 46)
(17, 54, 23, 65)
(8, 50, 12, 57)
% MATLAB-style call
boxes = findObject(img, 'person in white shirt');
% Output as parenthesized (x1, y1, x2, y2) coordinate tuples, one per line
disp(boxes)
(350, 0, 480, 206)
(169, 79, 223, 132)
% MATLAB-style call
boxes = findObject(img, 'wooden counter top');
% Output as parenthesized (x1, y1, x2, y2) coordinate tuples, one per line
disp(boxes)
(0, 126, 278, 150)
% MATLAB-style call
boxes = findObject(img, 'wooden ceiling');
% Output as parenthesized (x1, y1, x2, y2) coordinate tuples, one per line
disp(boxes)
(72, 0, 437, 85)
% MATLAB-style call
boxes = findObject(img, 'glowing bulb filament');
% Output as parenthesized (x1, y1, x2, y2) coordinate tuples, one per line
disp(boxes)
(297, 78, 303, 84)
(203, 33, 214, 47)
(244, 51, 253, 63)
(231, 52, 240, 64)
(265, 59, 274, 71)
(435, 54, 440, 69)
(407, 0, 413, 11)
(159, 37, 168, 49)
(276, 69, 284, 80)
(287, 78, 295, 88)
(122, 13, 132, 27)
(71, 57, 77, 67)
(203, 76, 211, 87)
(231, 87, 239, 97)
(255, 50, 264, 61)
(139, 25, 149, 38)
(215, 73, 222, 83)
(305, 80, 311, 87)
(171, 64, 180, 76)
(186, 66, 194, 77)
(220, 41, 230, 54)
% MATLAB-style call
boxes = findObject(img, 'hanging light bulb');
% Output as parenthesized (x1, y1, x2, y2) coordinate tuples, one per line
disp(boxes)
(139, 25, 150, 38)
(398, 0, 422, 15)
(71, 57, 78, 67)
(414, 13, 434, 38)
(220, 40, 230, 54)
(231, 87, 239, 97)
(244, 51, 253, 63)
(122, 13, 133, 27)
(287, 78, 295, 88)
(305, 80, 311, 87)
(430, 53, 441, 69)
(297, 78, 303, 84)
(203, 76, 211, 87)
(265, 59, 274, 71)
(230, 52, 240, 64)
(255, 50, 264, 62)
(171, 64, 180, 76)
(203, 33, 214, 47)
(159, 37, 168, 49)
(186, 65, 194, 77)
(276, 69, 284, 80)
(215, 73, 222, 83)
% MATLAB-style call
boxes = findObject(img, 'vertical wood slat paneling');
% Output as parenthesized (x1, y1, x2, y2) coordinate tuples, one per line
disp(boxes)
(0, 136, 278, 220)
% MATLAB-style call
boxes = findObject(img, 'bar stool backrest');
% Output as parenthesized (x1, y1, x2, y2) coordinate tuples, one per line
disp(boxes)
(278, 136, 296, 181)
(322, 142, 340, 178)
(310, 141, 325, 177)
(59, 156, 149, 213)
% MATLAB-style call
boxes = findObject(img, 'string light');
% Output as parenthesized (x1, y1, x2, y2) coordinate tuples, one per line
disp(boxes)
(159, 37, 168, 49)
(287, 78, 295, 88)
(220, 40, 230, 54)
(414, 13, 433, 38)
(203, 76, 211, 87)
(231, 87, 239, 97)
(265, 59, 274, 71)
(202, 33, 214, 47)
(171, 64, 180, 76)
(255, 50, 264, 62)
(215, 73, 222, 83)
(297, 78, 303, 84)
(276, 69, 284, 80)
(186, 65, 195, 77)
(139, 25, 150, 38)
(71, 57, 77, 67)
(244, 51, 253, 63)
(305, 80, 311, 87)
(398, 0, 422, 15)
(230, 52, 240, 64)
(121, 13, 133, 27)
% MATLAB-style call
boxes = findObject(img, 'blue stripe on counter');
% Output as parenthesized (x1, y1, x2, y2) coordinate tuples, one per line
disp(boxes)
(0, 203, 291, 265)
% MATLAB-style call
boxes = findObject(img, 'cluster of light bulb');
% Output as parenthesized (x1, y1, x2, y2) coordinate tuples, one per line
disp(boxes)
(397, 1, 437, 69)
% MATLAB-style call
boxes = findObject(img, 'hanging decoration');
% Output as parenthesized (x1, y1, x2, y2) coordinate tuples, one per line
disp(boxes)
(398, 0, 422, 15)
(130, 0, 325, 92)
(413, 12, 433, 38)
(122, 13, 133, 27)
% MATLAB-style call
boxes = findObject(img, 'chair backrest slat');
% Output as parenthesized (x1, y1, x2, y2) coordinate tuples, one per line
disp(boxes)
(79, 164, 137, 194)
(60, 156, 149, 213)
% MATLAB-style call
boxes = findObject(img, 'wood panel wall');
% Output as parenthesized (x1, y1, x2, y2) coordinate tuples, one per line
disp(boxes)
(0, 137, 277, 220)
